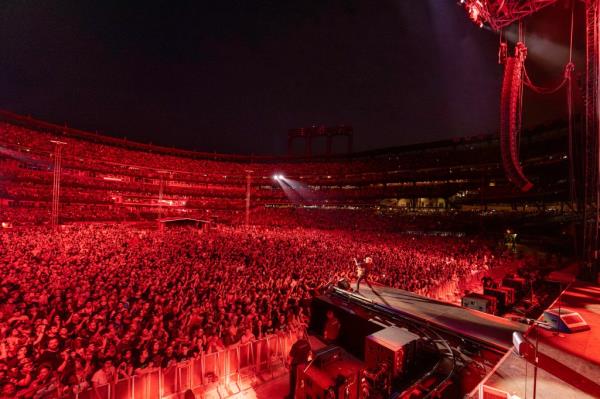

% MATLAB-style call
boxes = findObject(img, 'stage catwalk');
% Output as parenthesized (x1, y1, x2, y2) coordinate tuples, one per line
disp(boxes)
(351, 284, 527, 351)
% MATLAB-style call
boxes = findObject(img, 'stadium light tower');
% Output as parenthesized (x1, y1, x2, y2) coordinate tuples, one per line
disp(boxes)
(50, 139, 67, 228)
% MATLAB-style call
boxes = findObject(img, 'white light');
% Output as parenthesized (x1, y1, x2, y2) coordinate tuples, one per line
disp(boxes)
(278, 174, 284, 180)
(273, 174, 279, 180)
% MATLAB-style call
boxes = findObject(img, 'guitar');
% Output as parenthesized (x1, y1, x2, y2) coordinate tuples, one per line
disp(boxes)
(353, 258, 365, 278)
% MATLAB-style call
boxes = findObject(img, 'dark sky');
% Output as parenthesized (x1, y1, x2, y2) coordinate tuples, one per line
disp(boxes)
(0, 1, 583, 155)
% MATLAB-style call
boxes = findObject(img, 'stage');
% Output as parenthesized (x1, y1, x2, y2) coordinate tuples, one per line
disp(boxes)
(475, 281, 600, 399)
(351, 284, 528, 352)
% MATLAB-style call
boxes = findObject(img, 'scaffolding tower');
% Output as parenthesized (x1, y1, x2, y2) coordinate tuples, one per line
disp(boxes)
(50, 140, 67, 228)
(582, 0, 600, 279)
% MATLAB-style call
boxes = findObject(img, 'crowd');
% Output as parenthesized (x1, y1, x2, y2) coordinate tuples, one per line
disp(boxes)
(0, 223, 512, 398)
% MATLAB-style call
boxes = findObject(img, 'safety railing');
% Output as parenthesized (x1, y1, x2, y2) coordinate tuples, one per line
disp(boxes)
(76, 330, 302, 399)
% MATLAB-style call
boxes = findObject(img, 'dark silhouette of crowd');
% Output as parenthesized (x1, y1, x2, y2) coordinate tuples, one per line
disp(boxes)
(0, 224, 509, 398)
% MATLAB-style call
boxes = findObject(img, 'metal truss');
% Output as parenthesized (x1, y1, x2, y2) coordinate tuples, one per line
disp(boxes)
(463, 0, 559, 31)
(582, 0, 599, 278)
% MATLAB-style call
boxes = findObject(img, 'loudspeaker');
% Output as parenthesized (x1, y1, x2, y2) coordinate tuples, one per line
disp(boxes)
(511, 331, 534, 358)
(543, 308, 590, 333)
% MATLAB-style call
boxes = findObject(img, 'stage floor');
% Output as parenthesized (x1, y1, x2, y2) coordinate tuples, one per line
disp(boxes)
(480, 281, 600, 399)
(354, 284, 527, 351)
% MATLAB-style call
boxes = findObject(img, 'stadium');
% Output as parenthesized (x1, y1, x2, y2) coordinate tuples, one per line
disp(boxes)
(0, 1, 599, 399)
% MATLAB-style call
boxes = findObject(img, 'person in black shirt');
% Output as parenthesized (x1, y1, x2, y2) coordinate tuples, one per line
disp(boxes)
(37, 338, 61, 370)
(286, 338, 311, 399)
(323, 310, 340, 344)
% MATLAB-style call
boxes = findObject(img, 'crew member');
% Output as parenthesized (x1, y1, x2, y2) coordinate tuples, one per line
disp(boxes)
(323, 310, 340, 343)
(286, 337, 311, 399)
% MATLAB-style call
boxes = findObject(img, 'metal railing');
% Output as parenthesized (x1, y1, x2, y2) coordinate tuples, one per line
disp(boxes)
(76, 330, 300, 399)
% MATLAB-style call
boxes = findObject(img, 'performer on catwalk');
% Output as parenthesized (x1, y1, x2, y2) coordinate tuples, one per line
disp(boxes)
(353, 256, 373, 292)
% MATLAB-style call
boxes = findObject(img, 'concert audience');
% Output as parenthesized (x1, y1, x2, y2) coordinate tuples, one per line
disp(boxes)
(0, 224, 515, 398)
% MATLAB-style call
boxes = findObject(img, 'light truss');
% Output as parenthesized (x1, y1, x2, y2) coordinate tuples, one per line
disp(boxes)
(461, 0, 559, 30)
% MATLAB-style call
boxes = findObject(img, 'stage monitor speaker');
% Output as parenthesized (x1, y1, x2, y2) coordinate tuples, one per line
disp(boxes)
(462, 293, 497, 314)
(484, 288, 508, 310)
(543, 308, 590, 333)
(512, 332, 525, 356)
(511, 331, 534, 359)
(502, 276, 527, 297)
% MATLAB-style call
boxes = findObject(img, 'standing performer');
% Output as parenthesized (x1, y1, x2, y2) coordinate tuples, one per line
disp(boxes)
(354, 256, 373, 292)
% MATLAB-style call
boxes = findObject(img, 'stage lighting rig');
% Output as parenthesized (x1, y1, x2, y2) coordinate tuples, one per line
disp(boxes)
(460, 0, 600, 279)
(460, 0, 559, 31)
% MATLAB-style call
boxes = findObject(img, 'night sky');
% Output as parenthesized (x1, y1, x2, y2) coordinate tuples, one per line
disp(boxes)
(0, 1, 584, 155)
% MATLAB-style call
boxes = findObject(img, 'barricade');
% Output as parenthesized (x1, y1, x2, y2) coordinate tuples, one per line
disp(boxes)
(253, 337, 270, 371)
(190, 357, 203, 389)
(76, 330, 301, 399)
(161, 365, 178, 398)
(78, 383, 109, 399)
(113, 378, 131, 399)
(238, 342, 254, 371)
(132, 369, 159, 399)
(202, 351, 220, 386)
(280, 331, 294, 360)
(177, 361, 191, 393)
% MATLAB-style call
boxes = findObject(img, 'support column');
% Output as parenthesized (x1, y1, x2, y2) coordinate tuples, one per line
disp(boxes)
(245, 171, 253, 226)
(583, 0, 600, 280)
(50, 140, 66, 228)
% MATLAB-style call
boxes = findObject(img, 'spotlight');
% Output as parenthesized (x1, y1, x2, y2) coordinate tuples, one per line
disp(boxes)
(278, 174, 284, 180)
(273, 174, 279, 180)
